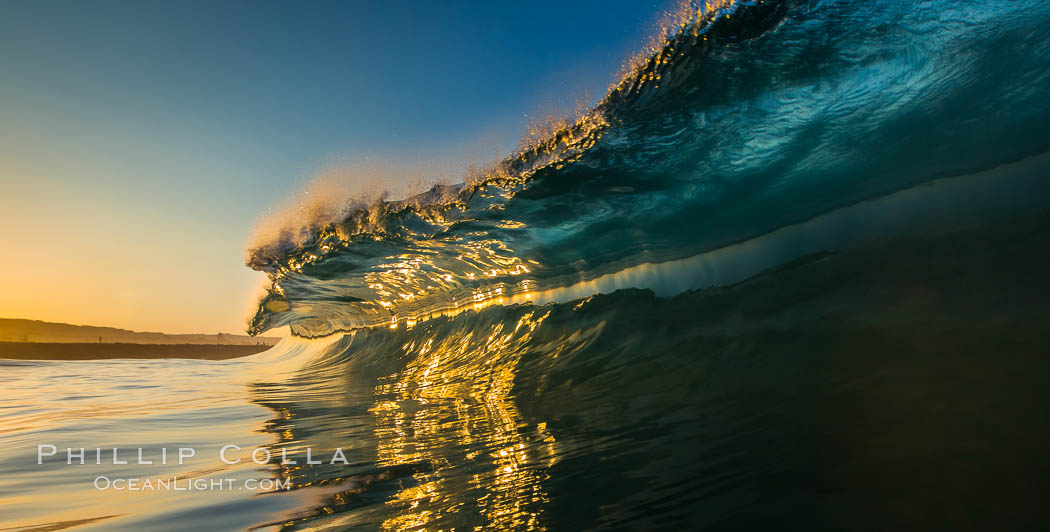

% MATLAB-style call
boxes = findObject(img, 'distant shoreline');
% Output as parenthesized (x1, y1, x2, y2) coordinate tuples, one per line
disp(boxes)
(0, 342, 273, 361)
(0, 318, 281, 346)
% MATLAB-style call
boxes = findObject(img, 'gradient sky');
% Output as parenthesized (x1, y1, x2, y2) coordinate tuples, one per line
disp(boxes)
(0, 0, 665, 334)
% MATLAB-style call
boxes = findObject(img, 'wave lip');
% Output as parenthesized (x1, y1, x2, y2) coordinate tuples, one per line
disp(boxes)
(247, 0, 1050, 337)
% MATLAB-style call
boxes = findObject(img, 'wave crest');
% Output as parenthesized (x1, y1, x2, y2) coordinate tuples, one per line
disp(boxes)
(246, 0, 1050, 336)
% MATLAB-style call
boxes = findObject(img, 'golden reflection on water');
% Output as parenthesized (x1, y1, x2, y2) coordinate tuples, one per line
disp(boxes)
(371, 310, 556, 530)
(0, 356, 330, 531)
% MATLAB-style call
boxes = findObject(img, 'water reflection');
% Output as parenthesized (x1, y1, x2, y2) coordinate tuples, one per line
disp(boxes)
(244, 208, 1050, 531)
(0, 357, 311, 531)
(371, 310, 554, 530)
(251, 310, 559, 530)
(5, 210, 1050, 530)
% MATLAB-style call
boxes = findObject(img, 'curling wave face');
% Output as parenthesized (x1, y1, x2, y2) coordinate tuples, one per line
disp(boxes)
(247, 0, 1050, 337)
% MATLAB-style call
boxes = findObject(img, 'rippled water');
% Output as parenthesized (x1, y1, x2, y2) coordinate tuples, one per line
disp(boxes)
(5, 0, 1050, 529)
(0, 357, 289, 530)
(4, 204, 1050, 530)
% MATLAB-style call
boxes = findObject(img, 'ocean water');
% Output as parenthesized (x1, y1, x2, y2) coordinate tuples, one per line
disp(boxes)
(4, 0, 1050, 530)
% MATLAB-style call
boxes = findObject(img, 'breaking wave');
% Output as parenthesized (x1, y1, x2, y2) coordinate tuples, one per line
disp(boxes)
(230, 1, 1050, 529)
(246, 0, 1050, 338)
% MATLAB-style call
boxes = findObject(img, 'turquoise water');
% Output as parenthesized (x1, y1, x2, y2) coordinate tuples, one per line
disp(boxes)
(5, 0, 1050, 529)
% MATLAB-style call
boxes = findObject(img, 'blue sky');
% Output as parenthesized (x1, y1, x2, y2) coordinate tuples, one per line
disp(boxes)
(0, 0, 666, 333)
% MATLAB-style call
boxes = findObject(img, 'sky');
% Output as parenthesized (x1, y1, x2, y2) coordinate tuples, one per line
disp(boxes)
(0, 0, 666, 334)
